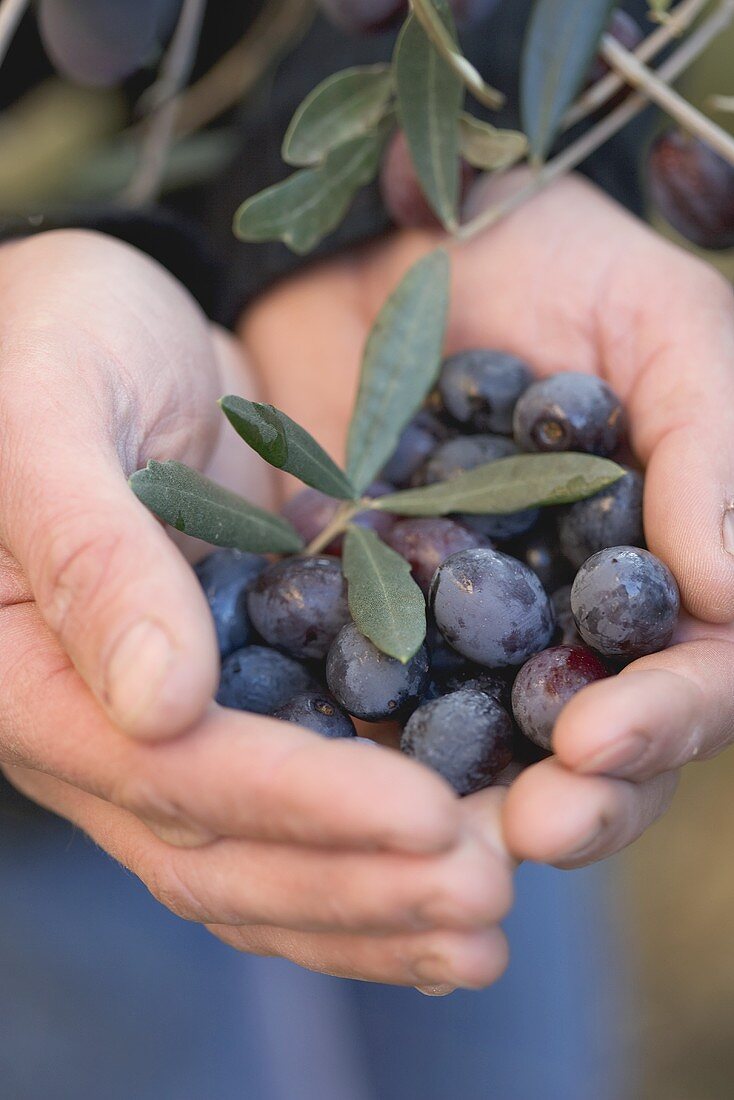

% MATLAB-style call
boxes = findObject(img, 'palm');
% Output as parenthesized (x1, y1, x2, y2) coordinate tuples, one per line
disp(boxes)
(239, 170, 734, 867)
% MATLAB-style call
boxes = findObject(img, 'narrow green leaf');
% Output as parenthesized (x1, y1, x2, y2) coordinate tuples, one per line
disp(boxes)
(411, 0, 505, 110)
(458, 114, 528, 171)
(394, 3, 463, 229)
(130, 460, 303, 553)
(233, 126, 389, 254)
(521, 0, 616, 162)
(220, 396, 356, 500)
(282, 65, 393, 167)
(343, 526, 426, 663)
(346, 249, 450, 494)
(373, 453, 625, 515)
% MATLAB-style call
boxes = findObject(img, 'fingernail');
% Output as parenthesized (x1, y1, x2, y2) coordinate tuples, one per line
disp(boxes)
(578, 732, 650, 778)
(105, 619, 173, 730)
(415, 984, 456, 997)
(723, 506, 734, 556)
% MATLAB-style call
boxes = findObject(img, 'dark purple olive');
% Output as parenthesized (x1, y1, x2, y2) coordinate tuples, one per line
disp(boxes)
(648, 127, 734, 251)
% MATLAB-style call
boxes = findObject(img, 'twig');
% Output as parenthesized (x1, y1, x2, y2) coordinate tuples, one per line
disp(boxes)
(600, 29, 734, 165)
(175, 0, 315, 138)
(457, 0, 734, 243)
(122, 0, 207, 206)
(409, 0, 504, 110)
(305, 502, 360, 555)
(0, 0, 26, 67)
(563, 0, 709, 130)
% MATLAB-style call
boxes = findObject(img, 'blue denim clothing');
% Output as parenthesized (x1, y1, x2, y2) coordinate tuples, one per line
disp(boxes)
(0, 809, 635, 1100)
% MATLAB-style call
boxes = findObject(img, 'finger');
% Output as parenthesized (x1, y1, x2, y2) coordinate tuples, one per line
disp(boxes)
(212, 922, 509, 991)
(502, 757, 678, 869)
(5, 764, 509, 935)
(0, 600, 460, 852)
(169, 833, 513, 933)
(553, 636, 734, 782)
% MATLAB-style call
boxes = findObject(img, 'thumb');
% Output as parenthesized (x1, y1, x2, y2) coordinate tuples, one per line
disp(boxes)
(0, 398, 219, 743)
(627, 261, 734, 624)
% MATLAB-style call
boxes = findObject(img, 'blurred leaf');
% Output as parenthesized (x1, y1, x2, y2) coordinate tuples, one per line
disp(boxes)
(411, 0, 504, 109)
(521, 0, 615, 162)
(0, 78, 124, 210)
(233, 125, 388, 254)
(220, 396, 356, 499)
(458, 114, 528, 170)
(394, 3, 463, 229)
(374, 453, 625, 515)
(130, 460, 304, 553)
(64, 129, 238, 200)
(282, 64, 393, 166)
(342, 526, 426, 663)
(346, 250, 450, 494)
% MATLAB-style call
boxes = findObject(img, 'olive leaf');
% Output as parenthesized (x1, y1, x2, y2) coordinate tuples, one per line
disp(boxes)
(372, 453, 625, 515)
(282, 65, 393, 167)
(410, 0, 504, 109)
(394, 3, 463, 230)
(521, 0, 616, 162)
(233, 125, 389, 254)
(346, 249, 450, 494)
(458, 114, 528, 171)
(130, 461, 304, 553)
(220, 396, 356, 500)
(342, 526, 426, 663)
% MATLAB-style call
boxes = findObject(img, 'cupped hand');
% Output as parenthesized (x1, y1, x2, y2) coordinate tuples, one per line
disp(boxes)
(242, 168, 734, 871)
(0, 229, 515, 990)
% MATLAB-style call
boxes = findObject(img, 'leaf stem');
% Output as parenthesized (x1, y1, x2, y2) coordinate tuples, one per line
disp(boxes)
(563, 0, 709, 130)
(599, 28, 734, 166)
(409, 0, 505, 109)
(305, 501, 361, 555)
(456, 0, 734, 244)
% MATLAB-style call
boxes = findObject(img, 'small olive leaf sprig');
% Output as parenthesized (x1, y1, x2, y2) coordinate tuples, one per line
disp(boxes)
(233, 0, 732, 258)
(131, 248, 624, 664)
(233, 0, 525, 250)
(231, 0, 633, 252)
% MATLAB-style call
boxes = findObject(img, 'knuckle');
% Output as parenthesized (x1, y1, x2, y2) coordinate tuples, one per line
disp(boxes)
(144, 853, 211, 923)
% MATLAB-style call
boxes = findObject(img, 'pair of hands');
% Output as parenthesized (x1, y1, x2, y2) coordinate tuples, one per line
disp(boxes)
(3, 172, 734, 992)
